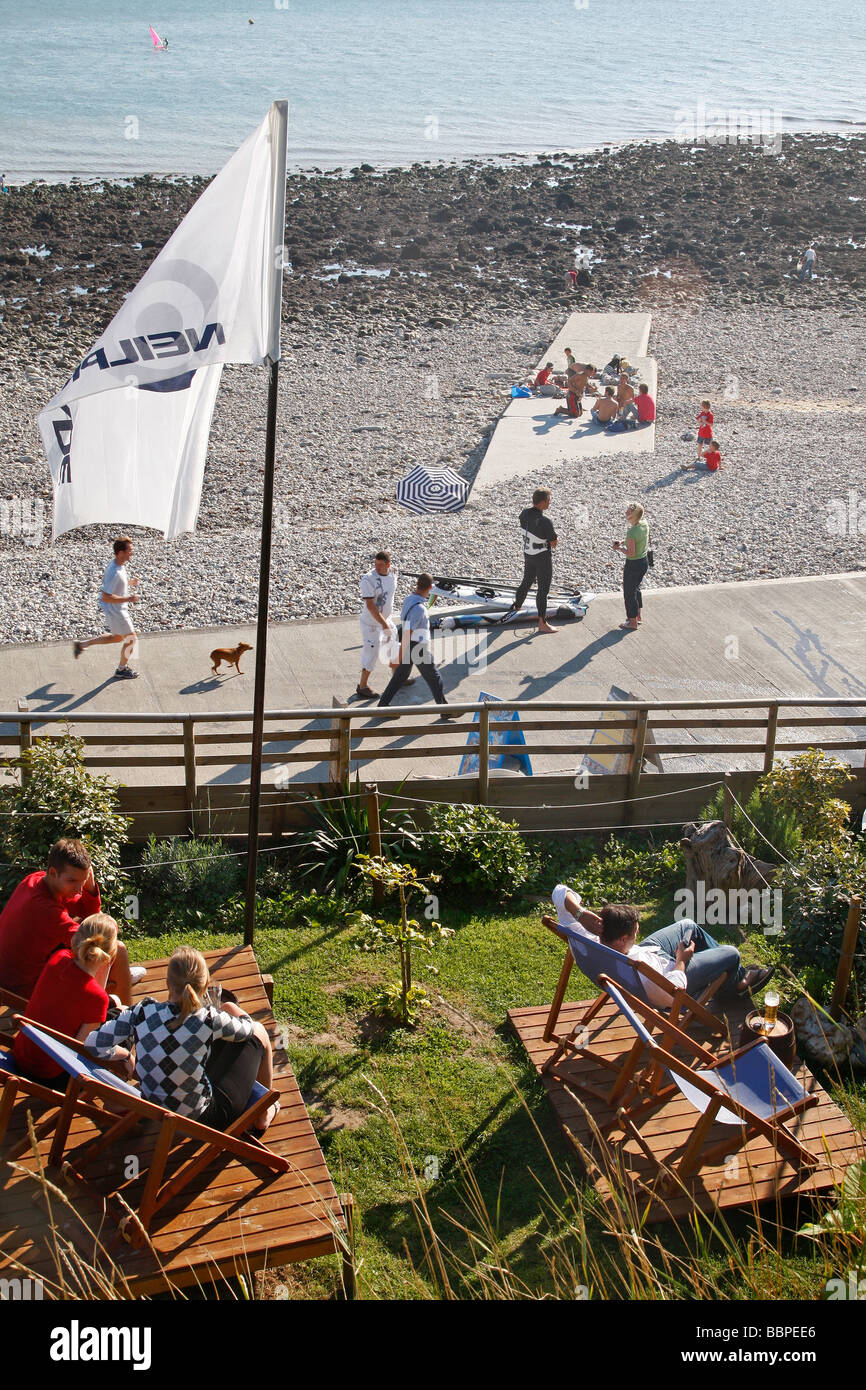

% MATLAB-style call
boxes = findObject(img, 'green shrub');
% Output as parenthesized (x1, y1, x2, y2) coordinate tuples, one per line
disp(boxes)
(137, 834, 243, 918)
(526, 834, 681, 906)
(0, 731, 130, 910)
(408, 803, 530, 899)
(699, 751, 854, 862)
(778, 839, 866, 1002)
(293, 777, 420, 894)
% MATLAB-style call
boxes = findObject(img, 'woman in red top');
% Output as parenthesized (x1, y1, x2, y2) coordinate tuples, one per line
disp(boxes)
(13, 914, 119, 1083)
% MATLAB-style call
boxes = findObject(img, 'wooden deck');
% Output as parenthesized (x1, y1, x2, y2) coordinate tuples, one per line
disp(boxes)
(509, 991, 866, 1225)
(0, 946, 349, 1297)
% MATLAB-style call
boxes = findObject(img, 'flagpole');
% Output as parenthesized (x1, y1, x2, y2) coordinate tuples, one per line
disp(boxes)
(244, 100, 289, 949)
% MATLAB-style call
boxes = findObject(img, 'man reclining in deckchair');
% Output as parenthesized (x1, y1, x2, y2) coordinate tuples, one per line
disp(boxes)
(543, 886, 772, 1008)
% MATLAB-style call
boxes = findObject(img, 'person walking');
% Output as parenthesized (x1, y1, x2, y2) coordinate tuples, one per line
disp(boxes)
(72, 536, 140, 679)
(501, 488, 559, 635)
(376, 574, 455, 718)
(613, 503, 649, 632)
(357, 550, 403, 700)
(798, 245, 817, 281)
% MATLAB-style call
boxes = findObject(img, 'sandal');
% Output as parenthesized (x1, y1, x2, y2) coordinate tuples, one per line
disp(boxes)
(741, 965, 774, 993)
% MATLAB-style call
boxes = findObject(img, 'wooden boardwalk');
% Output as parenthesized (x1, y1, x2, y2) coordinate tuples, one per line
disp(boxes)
(0, 946, 349, 1297)
(508, 992, 865, 1224)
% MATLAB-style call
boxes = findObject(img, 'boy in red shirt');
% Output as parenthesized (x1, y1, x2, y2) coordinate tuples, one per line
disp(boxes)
(697, 400, 714, 455)
(681, 439, 722, 472)
(0, 839, 137, 1001)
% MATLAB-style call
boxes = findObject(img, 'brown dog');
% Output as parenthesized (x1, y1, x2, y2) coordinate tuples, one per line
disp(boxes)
(210, 642, 253, 676)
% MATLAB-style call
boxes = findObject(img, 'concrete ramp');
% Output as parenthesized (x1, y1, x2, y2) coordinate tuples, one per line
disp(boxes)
(471, 311, 655, 497)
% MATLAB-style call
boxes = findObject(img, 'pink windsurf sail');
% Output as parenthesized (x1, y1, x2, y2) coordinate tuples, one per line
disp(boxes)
(149, 26, 166, 49)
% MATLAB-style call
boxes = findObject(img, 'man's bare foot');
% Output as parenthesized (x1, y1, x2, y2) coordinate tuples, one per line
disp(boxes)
(254, 1100, 280, 1133)
(619, 621, 639, 631)
(538, 621, 559, 634)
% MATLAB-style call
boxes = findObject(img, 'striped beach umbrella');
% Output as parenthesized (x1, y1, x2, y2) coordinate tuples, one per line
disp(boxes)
(396, 464, 468, 514)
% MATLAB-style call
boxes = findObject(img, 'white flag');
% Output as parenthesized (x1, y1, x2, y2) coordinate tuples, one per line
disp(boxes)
(39, 101, 288, 540)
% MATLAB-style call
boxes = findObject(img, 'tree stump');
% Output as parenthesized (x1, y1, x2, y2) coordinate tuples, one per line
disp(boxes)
(680, 820, 777, 899)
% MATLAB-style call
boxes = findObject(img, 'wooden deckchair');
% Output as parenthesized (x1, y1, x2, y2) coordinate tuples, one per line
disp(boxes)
(13, 1017, 290, 1247)
(541, 920, 728, 1103)
(599, 975, 819, 1191)
(0, 985, 29, 1036)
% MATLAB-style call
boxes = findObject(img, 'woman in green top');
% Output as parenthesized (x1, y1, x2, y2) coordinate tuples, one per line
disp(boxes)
(612, 503, 649, 631)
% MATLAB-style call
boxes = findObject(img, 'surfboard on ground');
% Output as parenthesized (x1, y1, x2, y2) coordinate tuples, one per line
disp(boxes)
(430, 603, 588, 630)
(409, 574, 586, 604)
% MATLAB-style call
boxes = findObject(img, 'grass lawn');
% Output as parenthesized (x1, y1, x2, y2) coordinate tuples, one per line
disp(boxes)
(127, 878, 866, 1301)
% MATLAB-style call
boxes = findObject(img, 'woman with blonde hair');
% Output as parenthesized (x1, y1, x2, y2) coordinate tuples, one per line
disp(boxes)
(613, 503, 649, 631)
(85, 945, 279, 1132)
(13, 913, 121, 1082)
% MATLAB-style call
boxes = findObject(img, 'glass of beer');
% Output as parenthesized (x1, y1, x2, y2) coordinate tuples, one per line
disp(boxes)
(207, 981, 223, 1009)
(762, 989, 780, 1034)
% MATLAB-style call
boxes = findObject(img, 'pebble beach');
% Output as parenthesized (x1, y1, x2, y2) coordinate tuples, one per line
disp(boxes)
(1, 133, 864, 645)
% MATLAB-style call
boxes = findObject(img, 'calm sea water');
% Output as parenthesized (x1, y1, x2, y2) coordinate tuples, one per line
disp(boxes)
(1, 0, 864, 180)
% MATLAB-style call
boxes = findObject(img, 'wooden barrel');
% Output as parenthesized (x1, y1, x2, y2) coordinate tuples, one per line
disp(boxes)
(740, 1009, 796, 1069)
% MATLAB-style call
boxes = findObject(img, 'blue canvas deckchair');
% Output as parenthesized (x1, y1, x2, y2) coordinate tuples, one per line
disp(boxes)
(540, 919, 727, 1100)
(10, 1017, 287, 1246)
(599, 976, 819, 1185)
(0, 1036, 112, 1158)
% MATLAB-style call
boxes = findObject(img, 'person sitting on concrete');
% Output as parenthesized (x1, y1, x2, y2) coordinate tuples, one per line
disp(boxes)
(591, 386, 620, 425)
(615, 371, 636, 416)
(599, 354, 622, 383)
(621, 382, 656, 428)
(528, 362, 563, 397)
(542, 888, 773, 1009)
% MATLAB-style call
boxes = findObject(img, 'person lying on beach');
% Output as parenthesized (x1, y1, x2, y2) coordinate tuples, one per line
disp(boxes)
(681, 439, 721, 472)
(526, 363, 563, 397)
(541, 887, 772, 1009)
(591, 387, 619, 424)
(12, 915, 123, 1085)
(84, 945, 280, 1132)
(621, 382, 656, 427)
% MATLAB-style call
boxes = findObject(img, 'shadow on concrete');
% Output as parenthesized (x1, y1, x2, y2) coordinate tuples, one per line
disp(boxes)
(28, 677, 120, 714)
(755, 611, 866, 701)
(179, 677, 224, 695)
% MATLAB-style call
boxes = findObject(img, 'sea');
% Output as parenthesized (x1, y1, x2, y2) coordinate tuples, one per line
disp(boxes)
(1, 0, 864, 182)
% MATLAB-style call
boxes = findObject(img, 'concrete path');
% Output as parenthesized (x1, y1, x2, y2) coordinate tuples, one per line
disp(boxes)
(471, 312, 656, 497)
(2, 572, 865, 786)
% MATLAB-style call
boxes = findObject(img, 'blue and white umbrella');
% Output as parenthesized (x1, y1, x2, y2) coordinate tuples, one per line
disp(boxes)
(396, 464, 468, 514)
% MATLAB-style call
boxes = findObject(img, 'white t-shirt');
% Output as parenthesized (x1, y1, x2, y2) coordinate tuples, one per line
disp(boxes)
(360, 567, 397, 624)
(552, 884, 686, 1007)
(99, 558, 130, 613)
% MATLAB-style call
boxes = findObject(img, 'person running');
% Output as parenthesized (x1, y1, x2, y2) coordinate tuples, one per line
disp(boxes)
(357, 550, 403, 700)
(0, 839, 141, 1001)
(591, 386, 620, 425)
(500, 489, 559, 636)
(376, 574, 455, 718)
(621, 382, 656, 428)
(613, 503, 648, 632)
(696, 400, 714, 457)
(85, 946, 280, 1132)
(73, 536, 141, 679)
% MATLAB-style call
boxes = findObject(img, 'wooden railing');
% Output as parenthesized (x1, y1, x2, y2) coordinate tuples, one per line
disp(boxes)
(2, 698, 866, 839)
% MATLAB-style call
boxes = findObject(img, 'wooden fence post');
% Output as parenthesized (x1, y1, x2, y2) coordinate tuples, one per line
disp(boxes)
(367, 784, 384, 910)
(723, 772, 733, 829)
(830, 895, 862, 1021)
(18, 719, 32, 786)
(478, 705, 490, 806)
(182, 718, 197, 835)
(624, 707, 648, 825)
(329, 699, 350, 786)
(764, 703, 779, 774)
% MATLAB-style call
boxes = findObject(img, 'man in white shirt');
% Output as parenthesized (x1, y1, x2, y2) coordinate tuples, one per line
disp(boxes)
(357, 550, 402, 700)
(543, 886, 771, 1007)
(376, 573, 456, 719)
(72, 536, 141, 680)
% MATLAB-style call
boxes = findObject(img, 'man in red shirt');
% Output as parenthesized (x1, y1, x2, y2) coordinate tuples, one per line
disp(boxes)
(0, 839, 136, 1000)
(622, 383, 656, 427)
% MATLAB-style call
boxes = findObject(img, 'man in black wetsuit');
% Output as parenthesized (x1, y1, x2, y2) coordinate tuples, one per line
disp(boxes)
(504, 487, 559, 635)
